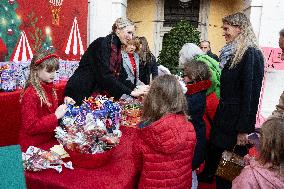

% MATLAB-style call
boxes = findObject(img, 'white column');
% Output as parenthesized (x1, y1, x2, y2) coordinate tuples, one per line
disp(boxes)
(112, 0, 127, 22)
(258, 0, 284, 47)
(243, 0, 263, 40)
(88, 0, 127, 45)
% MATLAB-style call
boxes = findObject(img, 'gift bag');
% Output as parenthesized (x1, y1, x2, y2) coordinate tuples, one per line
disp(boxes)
(215, 147, 245, 181)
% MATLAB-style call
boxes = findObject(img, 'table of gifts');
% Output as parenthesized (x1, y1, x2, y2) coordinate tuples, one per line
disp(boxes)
(25, 126, 139, 189)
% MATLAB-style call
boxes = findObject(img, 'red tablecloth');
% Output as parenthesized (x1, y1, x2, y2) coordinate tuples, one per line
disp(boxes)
(0, 82, 66, 147)
(25, 126, 138, 189)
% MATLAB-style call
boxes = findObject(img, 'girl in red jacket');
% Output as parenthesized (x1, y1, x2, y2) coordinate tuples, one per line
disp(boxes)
(134, 74, 197, 189)
(19, 50, 67, 151)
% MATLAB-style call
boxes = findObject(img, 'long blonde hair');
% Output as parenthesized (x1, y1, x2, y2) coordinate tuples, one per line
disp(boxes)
(222, 12, 260, 68)
(21, 49, 59, 107)
(259, 118, 284, 176)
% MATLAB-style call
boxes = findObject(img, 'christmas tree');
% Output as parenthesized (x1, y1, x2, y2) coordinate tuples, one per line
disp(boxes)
(41, 27, 54, 51)
(0, 0, 21, 61)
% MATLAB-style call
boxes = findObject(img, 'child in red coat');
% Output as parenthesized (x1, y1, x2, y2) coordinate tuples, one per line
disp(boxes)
(19, 50, 67, 151)
(134, 74, 196, 189)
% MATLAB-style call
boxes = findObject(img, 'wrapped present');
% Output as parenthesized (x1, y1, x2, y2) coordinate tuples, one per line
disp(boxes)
(65, 60, 79, 78)
(22, 146, 73, 173)
(55, 95, 122, 168)
(1, 63, 17, 92)
(58, 59, 67, 81)
(15, 61, 30, 89)
(0, 60, 79, 92)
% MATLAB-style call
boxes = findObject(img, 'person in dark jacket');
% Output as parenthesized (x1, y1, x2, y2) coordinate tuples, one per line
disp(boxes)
(64, 18, 149, 104)
(200, 40, 219, 62)
(183, 60, 212, 189)
(138, 36, 158, 84)
(207, 12, 264, 189)
(133, 75, 196, 189)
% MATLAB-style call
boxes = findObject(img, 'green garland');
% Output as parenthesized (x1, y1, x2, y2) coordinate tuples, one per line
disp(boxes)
(157, 20, 200, 74)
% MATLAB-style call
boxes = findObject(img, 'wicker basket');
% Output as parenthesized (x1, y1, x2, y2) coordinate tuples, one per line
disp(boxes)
(215, 150, 245, 181)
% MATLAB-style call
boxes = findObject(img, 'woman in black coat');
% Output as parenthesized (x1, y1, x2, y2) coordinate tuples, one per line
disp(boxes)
(206, 12, 264, 189)
(64, 18, 148, 104)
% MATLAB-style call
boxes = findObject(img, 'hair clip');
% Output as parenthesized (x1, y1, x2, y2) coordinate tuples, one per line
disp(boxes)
(35, 54, 58, 65)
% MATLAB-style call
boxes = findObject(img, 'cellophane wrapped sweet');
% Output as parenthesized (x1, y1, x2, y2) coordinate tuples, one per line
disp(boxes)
(22, 146, 73, 173)
(119, 95, 143, 128)
(55, 95, 122, 154)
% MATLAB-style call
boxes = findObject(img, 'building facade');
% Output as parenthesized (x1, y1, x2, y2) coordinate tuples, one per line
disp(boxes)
(88, 0, 284, 57)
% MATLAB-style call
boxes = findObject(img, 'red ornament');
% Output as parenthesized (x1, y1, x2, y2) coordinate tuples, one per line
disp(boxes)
(0, 38, 8, 62)
(8, 0, 15, 5)
(7, 28, 14, 35)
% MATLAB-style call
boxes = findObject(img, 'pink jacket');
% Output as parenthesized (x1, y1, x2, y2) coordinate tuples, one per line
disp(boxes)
(232, 160, 284, 189)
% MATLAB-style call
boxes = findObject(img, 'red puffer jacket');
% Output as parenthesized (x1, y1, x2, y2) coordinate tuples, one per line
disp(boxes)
(134, 114, 196, 189)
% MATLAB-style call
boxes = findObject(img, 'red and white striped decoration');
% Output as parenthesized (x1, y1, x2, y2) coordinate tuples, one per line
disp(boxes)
(10, 31, 33, 62)
(49, 0, 63, 6)
(63, 17, 85, 60)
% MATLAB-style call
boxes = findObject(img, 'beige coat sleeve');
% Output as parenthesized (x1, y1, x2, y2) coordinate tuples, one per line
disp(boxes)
(269, 91, 284, 119)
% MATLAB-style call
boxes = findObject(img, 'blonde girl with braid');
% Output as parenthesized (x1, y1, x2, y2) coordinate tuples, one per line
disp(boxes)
(19, 50, 67, 151)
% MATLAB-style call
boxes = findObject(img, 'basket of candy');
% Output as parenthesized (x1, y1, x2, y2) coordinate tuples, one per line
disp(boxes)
(55, 95, 121, 168)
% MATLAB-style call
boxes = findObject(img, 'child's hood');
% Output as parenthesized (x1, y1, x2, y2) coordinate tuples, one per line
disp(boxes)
(243, 160, 284, 188)
(233, 161, 284, 189)
(139, 114, 196, 154)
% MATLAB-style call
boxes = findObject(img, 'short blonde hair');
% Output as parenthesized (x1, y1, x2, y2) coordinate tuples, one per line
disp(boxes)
(112, 17, 135, 32)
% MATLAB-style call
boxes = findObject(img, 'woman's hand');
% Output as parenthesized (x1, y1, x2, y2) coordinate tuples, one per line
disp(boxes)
(131, 85, 150, 97)
(55, 104, 68, 119)
(64, 96, 76, 105)
(237, 133, 249, 145)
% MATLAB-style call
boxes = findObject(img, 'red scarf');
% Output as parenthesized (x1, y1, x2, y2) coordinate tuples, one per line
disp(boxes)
(186, 80, 212, 95)
(128, 53, 136, 75)
(109, 44, 122, 78)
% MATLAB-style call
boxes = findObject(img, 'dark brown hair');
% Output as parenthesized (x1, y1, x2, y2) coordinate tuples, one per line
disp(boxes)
(259, 117, 284, 176)
(138, 36, 152, 65)
(142, 75, 187, 123)
(183, 60, 211, 83)
(279, 28, 284, 37)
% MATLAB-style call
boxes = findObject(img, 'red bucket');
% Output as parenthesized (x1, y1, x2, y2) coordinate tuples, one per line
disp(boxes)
(65, 148, 114, 169)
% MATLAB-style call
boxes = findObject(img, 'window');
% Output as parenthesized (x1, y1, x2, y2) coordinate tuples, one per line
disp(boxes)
(164, 0, 200, 27)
